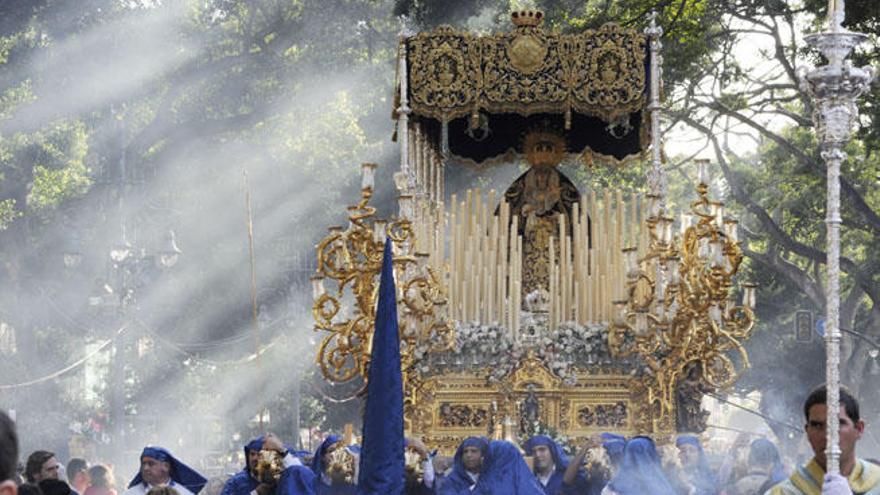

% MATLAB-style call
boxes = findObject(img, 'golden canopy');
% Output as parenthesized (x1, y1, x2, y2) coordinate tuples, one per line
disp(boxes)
(396, 14, 651, 164)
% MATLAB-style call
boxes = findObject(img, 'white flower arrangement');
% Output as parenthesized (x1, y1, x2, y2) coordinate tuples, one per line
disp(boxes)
(411, 317, 648, 383)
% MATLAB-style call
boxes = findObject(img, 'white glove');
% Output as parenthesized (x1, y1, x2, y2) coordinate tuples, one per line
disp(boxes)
(822, 473, 853, 495)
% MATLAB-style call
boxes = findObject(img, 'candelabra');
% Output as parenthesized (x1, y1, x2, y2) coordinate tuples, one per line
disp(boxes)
(312, 163, 454, 393)
(797, 0, 875, 475)
(609, 159, 756, 427)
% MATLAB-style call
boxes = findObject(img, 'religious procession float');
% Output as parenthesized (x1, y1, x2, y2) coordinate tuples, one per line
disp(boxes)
(310, 10, 757, 455)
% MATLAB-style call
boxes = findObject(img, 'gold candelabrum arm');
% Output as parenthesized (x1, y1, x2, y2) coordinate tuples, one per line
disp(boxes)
(609, 163, 757, 427)
(312, 163, 455, 399)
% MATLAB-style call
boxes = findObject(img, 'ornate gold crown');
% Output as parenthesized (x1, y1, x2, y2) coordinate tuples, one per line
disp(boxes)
(511, 10, 544, 27)
(523, 126, 566, 166)
(523, 128, 566, 153)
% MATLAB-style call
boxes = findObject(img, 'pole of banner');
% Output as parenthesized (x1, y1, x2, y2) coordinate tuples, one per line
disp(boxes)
(798, 0, 874, 475)
(243, 170, 266, 435)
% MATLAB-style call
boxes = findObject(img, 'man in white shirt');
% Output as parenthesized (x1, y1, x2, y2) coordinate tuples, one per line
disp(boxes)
(122, 447, 207, 495)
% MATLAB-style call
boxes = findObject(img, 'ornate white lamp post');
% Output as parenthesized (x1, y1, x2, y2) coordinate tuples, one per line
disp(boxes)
(798, 0, 875, 475)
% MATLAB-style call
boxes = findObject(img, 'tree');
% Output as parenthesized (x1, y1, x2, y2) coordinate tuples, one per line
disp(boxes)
(0, 0, 401, 456)
(661, 0, 879, 447)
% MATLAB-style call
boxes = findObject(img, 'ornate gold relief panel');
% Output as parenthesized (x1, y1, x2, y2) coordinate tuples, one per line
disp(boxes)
(407, 27, 480, 121)
(414, 361, 658, 454)
(481, 30, 569, 114)
(570, 24, 647, 121)
(405, 23, 647, 123)
(414, 373, 502, 454)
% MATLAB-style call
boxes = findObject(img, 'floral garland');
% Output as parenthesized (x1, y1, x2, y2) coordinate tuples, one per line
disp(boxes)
(413, 322, 521, 381)
(530, 320, 619, 386)
(412, 316, 644, 384)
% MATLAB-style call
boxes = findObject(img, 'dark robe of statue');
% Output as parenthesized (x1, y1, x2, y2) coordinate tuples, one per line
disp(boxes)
(500, 131, 583, 296)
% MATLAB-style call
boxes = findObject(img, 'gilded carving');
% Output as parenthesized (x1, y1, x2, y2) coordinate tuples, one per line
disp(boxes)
(558, 398, 571, 431)
(407, 27, 481, 118)
(577, 405, 595, 427)
(438, 403, 491, 428)
(411, 355, 664, 453)
(509, 34, 548, 74)
(405, 22, 646, 123)
(571, 24, 647, 122)
(575, 402, 629, 428)
(511, 353, 561, 390)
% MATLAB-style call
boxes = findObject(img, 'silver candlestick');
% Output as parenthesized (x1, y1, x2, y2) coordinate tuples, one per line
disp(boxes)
(798, 0, 874, 475)
(645, 10, 665, 209)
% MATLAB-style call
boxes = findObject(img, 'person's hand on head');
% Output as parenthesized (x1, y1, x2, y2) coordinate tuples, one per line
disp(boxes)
(406, 437, 429, 458)
(262, 435, 285, 455)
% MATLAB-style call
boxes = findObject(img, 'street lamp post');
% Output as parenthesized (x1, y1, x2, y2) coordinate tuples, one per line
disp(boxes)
(95, 233, 181, 462)
(798, 0, 875, 475)
(73, 147, 183, 462)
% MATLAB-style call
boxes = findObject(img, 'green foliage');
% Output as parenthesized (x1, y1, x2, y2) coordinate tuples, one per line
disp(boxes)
(0, 198, 21, 229)
(25, 121, 92, 211)
(0, 118, 91, 220)
(562, 156, 650, 194)
(0, 79, 36, 121)
(716, 92, 749, 112)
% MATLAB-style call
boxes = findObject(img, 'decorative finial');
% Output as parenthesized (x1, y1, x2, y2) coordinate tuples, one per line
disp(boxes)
(645, 10, 663, 38)
(397, 14, 415, 37)
(511, 10, 544, 28)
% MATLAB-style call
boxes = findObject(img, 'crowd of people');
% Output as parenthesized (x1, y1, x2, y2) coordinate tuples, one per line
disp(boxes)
(1, 386, 878, 495)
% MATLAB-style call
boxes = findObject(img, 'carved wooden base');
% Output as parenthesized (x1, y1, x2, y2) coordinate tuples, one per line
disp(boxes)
(408, 355, 676, 454)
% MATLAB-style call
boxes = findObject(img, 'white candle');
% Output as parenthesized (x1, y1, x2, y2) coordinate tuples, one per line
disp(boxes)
(697, 159, 709, 185)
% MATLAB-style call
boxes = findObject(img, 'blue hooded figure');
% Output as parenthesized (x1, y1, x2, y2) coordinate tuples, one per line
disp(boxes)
(311, 435, 357, 495)
(221, 436, 316, 495)
(437, 437, 489, 495)
(600, 434, 625, 470)
(751, 438, 785, 486)
(124, 446, 207, 495)
(675, 436, 718, 495)
(472, 440, 544, 495)
(523, 436, 587, 495)
(604, 436, 677, 495)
